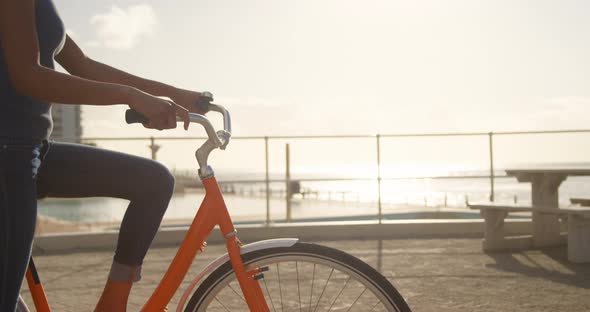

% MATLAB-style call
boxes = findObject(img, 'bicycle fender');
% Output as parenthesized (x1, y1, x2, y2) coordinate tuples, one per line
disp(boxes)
(176, 238, 299, 312)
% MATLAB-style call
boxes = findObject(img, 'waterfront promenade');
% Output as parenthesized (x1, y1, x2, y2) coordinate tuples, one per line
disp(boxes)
(21, 238, 590, 311)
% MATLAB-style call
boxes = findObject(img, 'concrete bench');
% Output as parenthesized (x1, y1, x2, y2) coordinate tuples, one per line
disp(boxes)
(571, 198, 590, 207)
(468, 203, 590, 263)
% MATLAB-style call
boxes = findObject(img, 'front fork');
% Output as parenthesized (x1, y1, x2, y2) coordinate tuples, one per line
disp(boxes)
(225, 234, 270, 311)
(200, 168, 268, 310)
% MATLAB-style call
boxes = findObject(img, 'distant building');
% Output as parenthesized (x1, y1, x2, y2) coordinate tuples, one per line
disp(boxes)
(50, 104, 82, 143)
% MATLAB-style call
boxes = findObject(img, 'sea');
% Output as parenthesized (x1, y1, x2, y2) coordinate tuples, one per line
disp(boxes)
(37, 169, 590, 225)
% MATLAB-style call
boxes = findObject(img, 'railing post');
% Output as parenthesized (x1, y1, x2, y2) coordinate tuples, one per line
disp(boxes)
(149, 136, 160, 160)
(265, 137, 271, 225)
(285, 143, 292, 222)
(488, 132, 495, 202)
(376, 134, 383, 223)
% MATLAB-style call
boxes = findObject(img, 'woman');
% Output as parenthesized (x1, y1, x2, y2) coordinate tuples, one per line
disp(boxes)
(0, 0, 208, 310)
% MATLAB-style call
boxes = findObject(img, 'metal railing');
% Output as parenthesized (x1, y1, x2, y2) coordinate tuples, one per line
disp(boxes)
(77, 128, 590, 224)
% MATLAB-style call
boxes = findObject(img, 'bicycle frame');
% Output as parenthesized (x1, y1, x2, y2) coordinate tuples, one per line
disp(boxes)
(25, 174, 271, 312)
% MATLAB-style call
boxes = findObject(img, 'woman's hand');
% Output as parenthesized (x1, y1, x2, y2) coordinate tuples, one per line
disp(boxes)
(170, 89, 212, 115)
(128, 88, 190, 130)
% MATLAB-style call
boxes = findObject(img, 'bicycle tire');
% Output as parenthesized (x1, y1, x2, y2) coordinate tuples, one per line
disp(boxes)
(185, 242, 411, 312)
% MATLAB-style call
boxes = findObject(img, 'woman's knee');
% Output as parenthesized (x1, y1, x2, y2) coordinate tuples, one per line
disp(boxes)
(141, 161, 175, 201)
(156, 162, 175, 195)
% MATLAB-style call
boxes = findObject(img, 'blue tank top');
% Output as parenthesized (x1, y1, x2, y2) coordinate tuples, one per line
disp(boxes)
(0, 0, 66, 140)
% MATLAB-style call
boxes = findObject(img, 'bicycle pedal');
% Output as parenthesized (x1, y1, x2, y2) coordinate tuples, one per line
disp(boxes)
(258, 266, 269, 272)
(254, 273, 264, 280)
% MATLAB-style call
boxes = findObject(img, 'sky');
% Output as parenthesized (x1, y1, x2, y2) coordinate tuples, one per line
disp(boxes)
(51, 0, 590, 174)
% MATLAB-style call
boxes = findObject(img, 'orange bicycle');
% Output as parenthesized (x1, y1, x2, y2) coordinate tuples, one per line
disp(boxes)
(19, 97, 412, 311)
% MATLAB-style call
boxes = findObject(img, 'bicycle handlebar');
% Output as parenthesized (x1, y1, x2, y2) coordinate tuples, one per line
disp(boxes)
(124, 94, 232, 150)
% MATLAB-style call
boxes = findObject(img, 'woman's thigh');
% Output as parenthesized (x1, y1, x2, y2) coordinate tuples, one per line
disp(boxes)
(0, 140, 42, 226)
(36, 142, 175, 201)
(1, 139, 42, 198)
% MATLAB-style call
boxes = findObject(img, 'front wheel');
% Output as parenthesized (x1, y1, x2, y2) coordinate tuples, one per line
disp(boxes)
(185, 242, 411, 312)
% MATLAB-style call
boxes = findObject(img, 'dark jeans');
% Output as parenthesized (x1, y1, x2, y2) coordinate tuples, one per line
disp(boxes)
(0, 140, 175, 311)
(0, 138, 43, 312)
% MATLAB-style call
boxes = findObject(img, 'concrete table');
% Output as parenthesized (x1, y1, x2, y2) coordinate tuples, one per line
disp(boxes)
(506, 169, 590, 247)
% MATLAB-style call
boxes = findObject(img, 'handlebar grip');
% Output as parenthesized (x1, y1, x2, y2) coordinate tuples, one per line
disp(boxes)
(195, 91, 213, 113)
(125, 109, 150, 124)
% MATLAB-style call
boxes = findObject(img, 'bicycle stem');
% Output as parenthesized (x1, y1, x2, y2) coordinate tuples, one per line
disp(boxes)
(173, 104, 232, 180)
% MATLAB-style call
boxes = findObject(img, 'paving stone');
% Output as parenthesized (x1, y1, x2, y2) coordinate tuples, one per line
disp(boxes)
(20, 238, 590, 311)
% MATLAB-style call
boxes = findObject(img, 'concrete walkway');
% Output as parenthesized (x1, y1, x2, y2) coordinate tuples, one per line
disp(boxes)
(20, 238, 590, 311)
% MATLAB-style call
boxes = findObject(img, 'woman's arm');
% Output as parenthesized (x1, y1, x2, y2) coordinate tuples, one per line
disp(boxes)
(0, 0, 189, 130)
(55, 35, 208, 114)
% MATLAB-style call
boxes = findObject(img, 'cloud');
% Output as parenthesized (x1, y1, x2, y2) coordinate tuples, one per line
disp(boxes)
(90, 4, 157, 50)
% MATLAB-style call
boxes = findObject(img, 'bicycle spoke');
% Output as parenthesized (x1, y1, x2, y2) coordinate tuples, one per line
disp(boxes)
(227, 282, 246, 303)
(345, 287, 367, 312)
(213, 296, 232, 312)
(276, 263, 284, 312)
(326, 276, 350, 311)
(296, 261, 302, 312)
(263, 277, 278, 312)
(312, 268, 334, 312)
(308, 264, 316, 312)
(368, 300, 381, 312)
